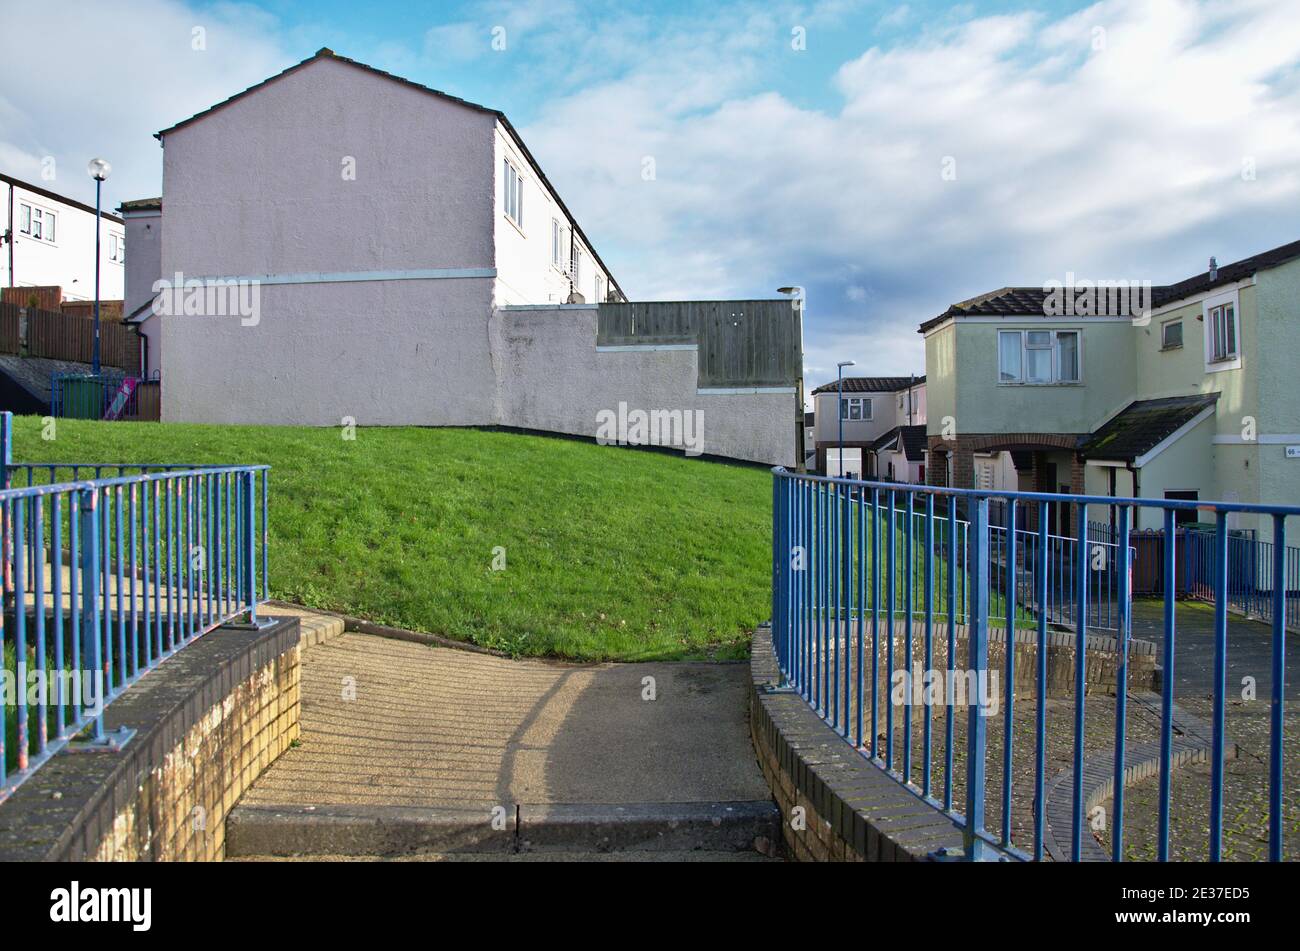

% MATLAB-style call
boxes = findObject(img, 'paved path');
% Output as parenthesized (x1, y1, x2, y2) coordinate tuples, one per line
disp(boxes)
(244, 625, 770, 809)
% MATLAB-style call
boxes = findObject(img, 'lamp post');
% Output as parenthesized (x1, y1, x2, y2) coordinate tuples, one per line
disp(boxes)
(837, 360, 855, 477)
(778, 287, 806, 471)
(87, 158, 111, 375)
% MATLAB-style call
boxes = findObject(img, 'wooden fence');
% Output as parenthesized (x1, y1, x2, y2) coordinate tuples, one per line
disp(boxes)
(597, 299, 803, 388)
(0, 302, 142, 375)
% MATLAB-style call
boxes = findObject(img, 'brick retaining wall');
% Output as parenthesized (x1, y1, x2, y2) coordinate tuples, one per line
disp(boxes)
(0, 616, 300, 861)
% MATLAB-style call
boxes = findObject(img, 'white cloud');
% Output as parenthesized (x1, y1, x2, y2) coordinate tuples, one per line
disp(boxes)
(518, 0, 1300, 386)
(0, 0, 292, 208)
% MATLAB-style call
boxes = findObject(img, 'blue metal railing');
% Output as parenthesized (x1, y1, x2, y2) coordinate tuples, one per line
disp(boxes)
(0, 413, 270, 800)
(770, 469, 1295, 862)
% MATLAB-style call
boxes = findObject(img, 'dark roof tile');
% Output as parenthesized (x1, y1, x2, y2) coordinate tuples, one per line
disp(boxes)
(810, 375, 924, 395)
(1080, 394, 1218, 461)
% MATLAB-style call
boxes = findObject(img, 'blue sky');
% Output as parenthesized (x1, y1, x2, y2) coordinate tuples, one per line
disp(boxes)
(3, 0, 1299, 393)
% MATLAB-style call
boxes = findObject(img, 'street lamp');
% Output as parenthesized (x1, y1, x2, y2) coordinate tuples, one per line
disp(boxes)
(87, 158, 111, 375)
(778, 286, 808, 472)
(837, 360, 855, 477)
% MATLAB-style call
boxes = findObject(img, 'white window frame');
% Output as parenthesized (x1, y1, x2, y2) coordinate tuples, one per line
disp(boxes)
(839, 396, 872, 421)
(502, 157, 524, 229)
(18, 203, 31, 234)
(997, 328, 1082, 385)
(1160, 318, 1183, 350)
(572, 247, 583, 285)
(109, 232, 125, 264)
(595, 274, 605, 304)
(1202, 289, 1242, 373)
(551, 218, 562, 268)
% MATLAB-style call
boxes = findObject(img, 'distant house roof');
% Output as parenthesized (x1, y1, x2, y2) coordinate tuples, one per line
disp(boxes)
(0, 172, 124, 225)
(117, 197, 161, 213)
(870, 424, 928, 462)
(919, 237, 1300, 333)
(810, 375, 925, 395)
(1079, 394, 1218, 462)
(153, 48, 625, 300)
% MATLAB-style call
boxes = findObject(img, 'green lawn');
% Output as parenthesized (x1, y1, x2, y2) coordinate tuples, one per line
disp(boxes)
(11, 418, 773, 661)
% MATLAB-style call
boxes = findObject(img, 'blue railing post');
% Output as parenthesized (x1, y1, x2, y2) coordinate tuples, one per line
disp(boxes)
(80, 487, 105, 742)
(1111, 504, 1132, 862)
(1269, 513, 1286, 862)
(964, 496, 990, 861)
(244, 469, 261, 625)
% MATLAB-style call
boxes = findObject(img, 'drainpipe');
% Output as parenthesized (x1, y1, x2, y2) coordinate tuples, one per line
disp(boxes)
(6, 182, 13, 287)
(1128, 463, 1140, 530)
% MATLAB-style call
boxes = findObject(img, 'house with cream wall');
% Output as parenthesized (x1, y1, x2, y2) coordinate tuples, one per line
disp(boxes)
(809, 376, 926, 480)
(2, 172, 124, 302)
(921, 238, 1300, 541)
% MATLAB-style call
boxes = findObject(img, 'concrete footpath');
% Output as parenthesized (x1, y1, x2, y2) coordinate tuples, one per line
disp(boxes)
(230, 619, 778, 860)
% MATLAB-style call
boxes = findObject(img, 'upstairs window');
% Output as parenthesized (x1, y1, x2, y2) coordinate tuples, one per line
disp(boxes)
(1209, 303, 1237, 362)
(595, 274, 606, 303)
(998, 329, 1080, 384)
(1161, 318, 1183, 350)
(18, 203, 31, 234)
(109, 233, 125, 263)
(551, 219, 562, 267)
(502, 158, 523, 227)
(839, 396, 872, 421)
(572, 247, 583, 285)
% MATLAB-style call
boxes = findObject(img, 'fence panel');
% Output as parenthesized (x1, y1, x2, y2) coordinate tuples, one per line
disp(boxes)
(0, 303, 20, 355)
(26, 308, 141, 375)
(0, 411, 269, 801)
(770, 468, 1297, 862)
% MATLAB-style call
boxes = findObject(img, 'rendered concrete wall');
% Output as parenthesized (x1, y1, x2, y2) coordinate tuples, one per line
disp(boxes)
(124, 208, 162, 377)
(159, 55, 499, 424)
(491, 305, 794, 465)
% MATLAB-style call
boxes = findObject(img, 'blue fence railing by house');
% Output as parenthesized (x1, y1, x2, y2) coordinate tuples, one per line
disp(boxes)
(0, 413, 270, 801)
(770, 469, 1295, 862)
(905, 506, 1130, 632)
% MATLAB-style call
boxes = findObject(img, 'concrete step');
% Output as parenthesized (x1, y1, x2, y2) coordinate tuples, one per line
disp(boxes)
(225, 801, 781, 859)
(229, 850, 780, 862)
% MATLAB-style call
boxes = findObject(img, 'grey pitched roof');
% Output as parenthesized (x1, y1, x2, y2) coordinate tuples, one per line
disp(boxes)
(1079, 394, 1218, 462)
(870, 424, 928, 462)
(810, 375, 924, 395)
(153, 48, 625, 300)
(919, 237, 1300, 333)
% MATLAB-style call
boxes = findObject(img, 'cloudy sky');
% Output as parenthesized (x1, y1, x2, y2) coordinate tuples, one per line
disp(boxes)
(3, 0, 1298, 391)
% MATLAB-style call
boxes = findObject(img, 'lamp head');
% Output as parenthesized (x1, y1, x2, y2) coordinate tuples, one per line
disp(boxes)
(87, 158, 111, 181)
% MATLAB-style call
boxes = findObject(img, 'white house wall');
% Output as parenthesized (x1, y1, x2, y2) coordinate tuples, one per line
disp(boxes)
(492, 123, 609, 307)
(1, 178, 124, 301)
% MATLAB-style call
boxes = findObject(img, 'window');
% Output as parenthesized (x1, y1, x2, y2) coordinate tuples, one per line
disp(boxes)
(502, 158, 523, 227)
(839, 396, 872, 421)
(595, 274, 606, 304)
(1161, 319, 1183, 350)
(109, 233, 125, 263)
(1165, 490, 1199, 526)
(572, 248, 583, 285)
(998, 331, 1021, 382)
(1209, 303, 1237, 362)
(31, 207, 42, 240)
(45, 211, 55, 242)
(997, 329, 1081, 384)
(551, 219, 562, 267)
(18, 204, 31, 234)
